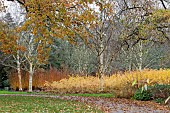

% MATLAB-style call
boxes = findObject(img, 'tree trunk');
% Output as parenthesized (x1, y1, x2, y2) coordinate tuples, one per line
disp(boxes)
(16, 52, 22, 91)
(28, 62, 33, 92)
(99, 38, 104, 91)
(16, 35, 22, 91)
(128, 48, 132, 72)
(138, 41, 143, 71)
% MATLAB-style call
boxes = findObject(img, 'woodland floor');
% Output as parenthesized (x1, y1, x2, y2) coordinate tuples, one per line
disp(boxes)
(0, 94, 169, 113)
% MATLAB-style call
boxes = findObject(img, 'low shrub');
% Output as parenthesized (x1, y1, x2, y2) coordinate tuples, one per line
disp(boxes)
(44, 76, 101, 94)
(9, 68, 170, 98)
(44, 69, 170, 98)
(133, 87, 153, 101)
(133, 84, 170, 102)
(151, 84, 170, 99)
(155, 98, 164, 104)
(9, 68, 68, 90)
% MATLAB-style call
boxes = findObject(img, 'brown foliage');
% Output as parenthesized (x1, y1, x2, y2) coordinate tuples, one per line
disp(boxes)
(9, 68, 68, 91)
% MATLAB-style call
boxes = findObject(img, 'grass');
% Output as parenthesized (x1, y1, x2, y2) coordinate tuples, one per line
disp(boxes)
(0, 91, 114, 98)
(0, 96, 102, 113)
(64, 93, 114, 98)
(0, 90, 45, 95)
(0, 90, 28, 94)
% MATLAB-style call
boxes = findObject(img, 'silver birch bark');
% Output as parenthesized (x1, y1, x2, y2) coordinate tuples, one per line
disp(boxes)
(99, 35, 104, 91)
(16, 50, 22, 91)
(28, 62, 33, 92)
(138, 40, 143, 71)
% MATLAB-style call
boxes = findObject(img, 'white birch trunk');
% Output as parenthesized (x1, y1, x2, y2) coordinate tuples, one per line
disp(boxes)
(138, 41, 143, 71)
(16, 38, 22, 91)
(28, 62, 33, 92)
(99, 37, 104, 91)
(16, 51, 22, 91)
(129, 47, 133, 72)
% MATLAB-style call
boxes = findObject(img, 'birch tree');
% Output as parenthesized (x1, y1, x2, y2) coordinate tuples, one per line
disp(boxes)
(6, 0, 95, 92)
(0, 12, 25, 91)
(66, 0, 125, 90)
(0, 0, 26, 91)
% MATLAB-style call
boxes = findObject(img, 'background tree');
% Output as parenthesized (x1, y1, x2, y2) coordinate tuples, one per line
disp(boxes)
(111, 0, 170, 71)
(48, 38, 96, 75)
(0, 14, 25, 91)
(119, 40, 170, 71)
(0, 64, 8, 89)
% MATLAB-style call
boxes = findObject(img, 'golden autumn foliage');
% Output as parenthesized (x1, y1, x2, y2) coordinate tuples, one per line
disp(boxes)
(151, 9, 170, 23)
(18, 0, 95, 41)
(8, 0, 96, 64)
(0, 21, 22, 55)
(45, 76, 100, 94)
(44, 69, 170, 98)
(0, 0, 96, 64)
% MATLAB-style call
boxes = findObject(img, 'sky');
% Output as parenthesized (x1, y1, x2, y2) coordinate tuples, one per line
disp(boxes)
(0, 0, 25, 24)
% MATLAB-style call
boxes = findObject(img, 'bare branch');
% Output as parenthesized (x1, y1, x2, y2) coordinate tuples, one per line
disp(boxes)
(160, 0, 167, 9)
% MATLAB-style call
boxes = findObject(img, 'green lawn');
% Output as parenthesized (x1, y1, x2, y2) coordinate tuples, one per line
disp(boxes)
(0, 96, 102, 113)
(0, 91, 113, 98)
(0, 90, 28, 94)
